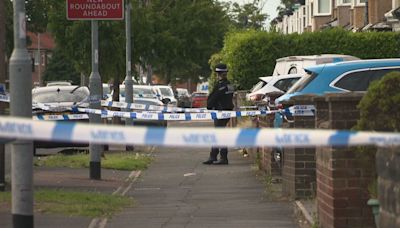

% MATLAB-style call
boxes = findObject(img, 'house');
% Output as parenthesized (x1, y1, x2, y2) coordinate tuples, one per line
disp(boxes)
(27, 32, 55, 87)
(274, 0, 393, 33)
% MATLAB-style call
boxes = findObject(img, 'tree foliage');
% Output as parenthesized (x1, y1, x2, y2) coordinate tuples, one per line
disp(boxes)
(218, 28, 400, 89)
(47, 1, 125, 83)
(5, 0, 50, 56)
(229, 0, 268, 30)
(356, 72, 400, 132)
(42, 48, 80, 85)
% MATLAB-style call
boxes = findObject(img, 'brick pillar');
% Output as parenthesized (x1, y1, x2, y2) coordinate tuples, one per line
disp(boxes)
(282, 95, 317, 199)
(258, 114, 281, 176)
(316, 93, 376, 228)
(376, 146, 400, 228)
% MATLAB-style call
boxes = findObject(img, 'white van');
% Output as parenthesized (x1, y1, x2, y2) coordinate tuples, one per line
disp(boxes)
(272, 54, 360, 76)
(153, 85, 178, 106)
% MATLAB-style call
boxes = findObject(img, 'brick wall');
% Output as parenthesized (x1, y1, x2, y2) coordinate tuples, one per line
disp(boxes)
(376, 146, 400, 228)
(352, 6, 366, 29)
(316, 93, 375, 228)
(369, 0, 391, 24)
(282, 96, 316, 199)
(258, 115, 282, 176)
(313, 15, 332, 31)
(337, 6, 351, 27)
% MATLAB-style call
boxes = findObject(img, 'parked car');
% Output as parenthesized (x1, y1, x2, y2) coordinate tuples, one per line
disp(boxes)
(247, 54, 360, 105)
(102, 83, 111, 100)
(276, 58, 400, 104)
(109, 84, 167, 127)
(191, 92, 208, 108)
(176, 88, 191, 108)
(246, 74, 303, 103)
(32, 85, 90, 151)
(46, 81, 72, 87)
(153, 85, 178, 106)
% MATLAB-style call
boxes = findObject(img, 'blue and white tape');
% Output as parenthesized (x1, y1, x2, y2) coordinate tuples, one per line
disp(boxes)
(74, 107, 277, 120)
(0, 116, 399, 148)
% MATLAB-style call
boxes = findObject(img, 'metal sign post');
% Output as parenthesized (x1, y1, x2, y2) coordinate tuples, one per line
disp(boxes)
(88, 20, 103, 180)
(66, 0, 124, 180)
(10, 0, 34, 227)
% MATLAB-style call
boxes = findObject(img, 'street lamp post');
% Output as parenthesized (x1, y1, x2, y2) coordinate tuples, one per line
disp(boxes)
(10, 0, 34, 227)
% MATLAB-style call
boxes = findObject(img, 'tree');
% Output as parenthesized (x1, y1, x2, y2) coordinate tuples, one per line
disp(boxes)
(134, 0, 231, 84)
(42, 48, 81, 85)
(47, 1, 125, 84)
(5, 0, 50, 57)
(229, 0, 269, 30)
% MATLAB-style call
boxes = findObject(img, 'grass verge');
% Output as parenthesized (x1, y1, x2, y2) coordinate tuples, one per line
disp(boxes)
(34, 152, 152, 170)
(0, 189, 133, 217)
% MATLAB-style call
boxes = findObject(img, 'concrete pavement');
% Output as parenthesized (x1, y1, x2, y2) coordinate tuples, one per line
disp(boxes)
(0, 120, 298, 227)
(105, 146, 298, 228)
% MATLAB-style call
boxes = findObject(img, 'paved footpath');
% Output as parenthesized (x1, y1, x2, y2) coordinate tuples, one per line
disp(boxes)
(105, 145, 298, 228)
(0, 121, 298, 228)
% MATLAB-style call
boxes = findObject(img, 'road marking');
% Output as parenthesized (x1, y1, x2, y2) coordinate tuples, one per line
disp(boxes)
(88, 146, 156, 228)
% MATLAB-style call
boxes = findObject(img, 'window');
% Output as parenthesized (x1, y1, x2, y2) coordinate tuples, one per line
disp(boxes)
(250, 81, 267, 93)
(287, 71, 317, 93)
(337, 0, 351, 5)
(317, 0, 330, 14)
(334, 68, 400, 91)
(34, 50, 40, 65)
(274, 77, 302, 92)
(288, 67, 298, 74)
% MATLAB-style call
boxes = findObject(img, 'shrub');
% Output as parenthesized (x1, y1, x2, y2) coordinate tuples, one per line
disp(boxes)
(218, 29, 400, 90)
(356, 71, 400, 132)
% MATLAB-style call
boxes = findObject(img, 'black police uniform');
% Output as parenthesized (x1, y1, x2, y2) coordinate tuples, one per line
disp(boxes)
(204, 78, 235, 164)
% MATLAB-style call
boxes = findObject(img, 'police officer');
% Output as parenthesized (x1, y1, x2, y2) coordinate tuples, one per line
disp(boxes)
(203, 63, 235, 165)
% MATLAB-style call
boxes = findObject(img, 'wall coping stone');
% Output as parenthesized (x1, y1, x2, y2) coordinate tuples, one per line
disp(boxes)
(323, 92, 365, 102)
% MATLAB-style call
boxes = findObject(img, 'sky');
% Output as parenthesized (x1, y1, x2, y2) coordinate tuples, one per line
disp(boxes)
(219, 0, 282, 28)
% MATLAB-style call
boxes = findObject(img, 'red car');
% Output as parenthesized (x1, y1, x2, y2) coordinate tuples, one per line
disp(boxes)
(190, 92, 208, 108)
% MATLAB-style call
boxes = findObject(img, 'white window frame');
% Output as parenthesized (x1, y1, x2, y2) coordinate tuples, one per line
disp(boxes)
(337, 0, 351, 6)
(352, 0, 366, 7)
(314, 0, 331, 16)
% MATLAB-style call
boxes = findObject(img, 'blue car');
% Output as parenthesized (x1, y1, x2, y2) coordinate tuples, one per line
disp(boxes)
(276, 59, 400, 104)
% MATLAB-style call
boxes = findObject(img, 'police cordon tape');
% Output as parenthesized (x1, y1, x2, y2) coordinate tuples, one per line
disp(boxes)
(0, 94, 257, 113)
(2, 94, 316, 120)
(33, 104, 314, 121)
(1, 115, 399, 147)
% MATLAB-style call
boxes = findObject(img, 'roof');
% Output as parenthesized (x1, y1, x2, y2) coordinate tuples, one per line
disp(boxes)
(27, 32, 55, 50)
(276, 54, 359, 62)
(304, 58, 400, 79)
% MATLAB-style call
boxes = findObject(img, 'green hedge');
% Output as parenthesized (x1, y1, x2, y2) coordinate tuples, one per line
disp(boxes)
(213, 29, 400, 90)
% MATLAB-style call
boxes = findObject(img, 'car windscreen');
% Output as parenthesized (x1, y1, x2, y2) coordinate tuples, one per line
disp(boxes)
(250, 81, 267, 93)
(133, 87, 155, 98)
(103, 85, 110, 95)
(177, 89, 189, 96)
(33, 89, 89, 103)
(159, 87, 173, 96)
(286, 72, 317, 94)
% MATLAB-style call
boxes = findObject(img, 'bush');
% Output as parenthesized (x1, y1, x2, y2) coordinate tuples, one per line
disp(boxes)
(354, 71, 400, 198)
(356, 71, 400, 132)
(218, 29, 400, 90)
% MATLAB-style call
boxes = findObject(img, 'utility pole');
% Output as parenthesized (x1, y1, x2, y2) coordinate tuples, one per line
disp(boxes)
(0, 0, 6, 192)
(364, 0, 369, 26)
(89, 20, 103, 180)
(37, 33, 41, 86)
(125, 0, 134, 151)
(10, 0, 34, 227)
